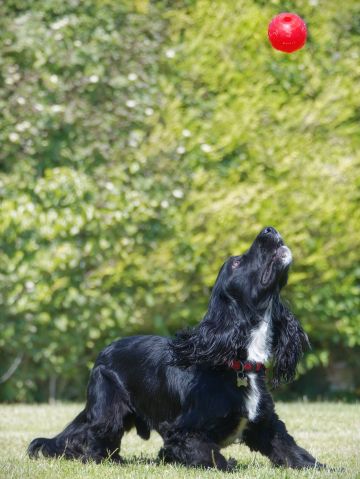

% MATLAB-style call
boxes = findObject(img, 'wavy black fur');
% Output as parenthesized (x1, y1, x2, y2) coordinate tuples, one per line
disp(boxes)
(28, 227, 326, 471)
(271, 299, 310, 386)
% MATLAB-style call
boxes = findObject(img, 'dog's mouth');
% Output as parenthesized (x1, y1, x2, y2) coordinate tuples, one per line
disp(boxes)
(261, 245, 292, 286)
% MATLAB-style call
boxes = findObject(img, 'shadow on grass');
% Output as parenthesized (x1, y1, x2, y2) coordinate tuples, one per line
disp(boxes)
(114, 455, 252, 472)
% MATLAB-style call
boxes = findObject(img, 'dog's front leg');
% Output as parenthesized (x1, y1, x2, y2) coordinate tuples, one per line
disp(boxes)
(243, 413, 326, 469)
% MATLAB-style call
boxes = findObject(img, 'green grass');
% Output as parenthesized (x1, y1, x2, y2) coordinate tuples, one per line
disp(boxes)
(0, 403, 359, 479)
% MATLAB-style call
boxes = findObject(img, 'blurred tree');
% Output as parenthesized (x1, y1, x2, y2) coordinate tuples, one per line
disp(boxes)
(0, 0, 359, 401)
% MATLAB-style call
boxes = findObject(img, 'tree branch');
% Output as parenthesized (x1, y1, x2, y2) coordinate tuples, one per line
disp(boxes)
(0, 354, 23, 384)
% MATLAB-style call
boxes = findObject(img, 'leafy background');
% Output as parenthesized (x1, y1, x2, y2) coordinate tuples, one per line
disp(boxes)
(0, 0, 359, 402)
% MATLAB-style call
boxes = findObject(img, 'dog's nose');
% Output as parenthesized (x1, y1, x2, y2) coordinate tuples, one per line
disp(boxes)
(261, 227, 283, 245)
(263, 226, 277, 235)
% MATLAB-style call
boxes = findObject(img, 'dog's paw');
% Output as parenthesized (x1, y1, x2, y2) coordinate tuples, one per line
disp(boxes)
(226, 457, 238, 471)
(108, 454, 124, 464)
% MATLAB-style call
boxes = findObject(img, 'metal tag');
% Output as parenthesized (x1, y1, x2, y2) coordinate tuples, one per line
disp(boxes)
(236, 374, 248, 388)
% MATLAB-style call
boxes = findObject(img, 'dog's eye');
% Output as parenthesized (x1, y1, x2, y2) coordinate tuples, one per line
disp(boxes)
(232, 259, 242, 269)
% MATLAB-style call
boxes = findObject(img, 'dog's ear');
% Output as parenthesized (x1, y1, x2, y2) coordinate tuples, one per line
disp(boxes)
(170, 268, 249, 367)
(170, 307, 248, 368)
(271, 299, 310, 386)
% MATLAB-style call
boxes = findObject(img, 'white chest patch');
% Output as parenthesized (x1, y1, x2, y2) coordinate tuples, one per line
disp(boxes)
(221, 306, 273, 447)
(245, 304, 272, 421)
(247, 305, 272, 363)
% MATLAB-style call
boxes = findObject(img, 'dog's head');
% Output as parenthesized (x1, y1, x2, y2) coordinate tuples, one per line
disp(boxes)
(171, 227, 309, 384)
(216, 226, 292, 310)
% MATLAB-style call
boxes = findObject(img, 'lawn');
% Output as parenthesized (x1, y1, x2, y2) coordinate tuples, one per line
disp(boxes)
(0, 402, 359, 479)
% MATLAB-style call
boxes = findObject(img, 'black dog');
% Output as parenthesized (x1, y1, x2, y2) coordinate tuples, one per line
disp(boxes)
(29, 227, 325, 470)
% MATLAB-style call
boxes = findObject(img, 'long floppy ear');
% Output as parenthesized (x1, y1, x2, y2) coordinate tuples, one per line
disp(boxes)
(271, 299, 310, 386)
(170, 267, 249, 367)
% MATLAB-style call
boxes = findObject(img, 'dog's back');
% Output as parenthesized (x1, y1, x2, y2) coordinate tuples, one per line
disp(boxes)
(28, 334, 190, 461)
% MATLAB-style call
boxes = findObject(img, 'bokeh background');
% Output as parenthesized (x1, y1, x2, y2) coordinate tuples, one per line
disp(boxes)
(0, 0, 359, 403)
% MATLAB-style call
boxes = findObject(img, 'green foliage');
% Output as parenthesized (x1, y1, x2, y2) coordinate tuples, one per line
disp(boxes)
(157, 0, 360, 369)
(0, 0, 359, 401)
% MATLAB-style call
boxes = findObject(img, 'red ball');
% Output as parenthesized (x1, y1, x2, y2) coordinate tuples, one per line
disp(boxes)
(268, 13, 307, 53)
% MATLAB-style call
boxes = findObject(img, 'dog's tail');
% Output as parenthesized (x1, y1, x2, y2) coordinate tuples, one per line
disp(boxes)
(28, 409, 87, 459)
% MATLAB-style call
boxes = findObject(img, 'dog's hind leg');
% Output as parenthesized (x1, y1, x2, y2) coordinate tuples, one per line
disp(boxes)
(29, 365, 132, 463)
(81, 364, 133, 462)
(158, 427, 232, 471)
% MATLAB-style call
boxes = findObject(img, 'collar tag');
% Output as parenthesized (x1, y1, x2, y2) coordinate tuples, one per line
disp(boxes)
(236, 372, 248, 388)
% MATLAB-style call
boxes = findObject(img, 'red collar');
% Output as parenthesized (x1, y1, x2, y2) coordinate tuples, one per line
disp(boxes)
(228, 360, 266, 373)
